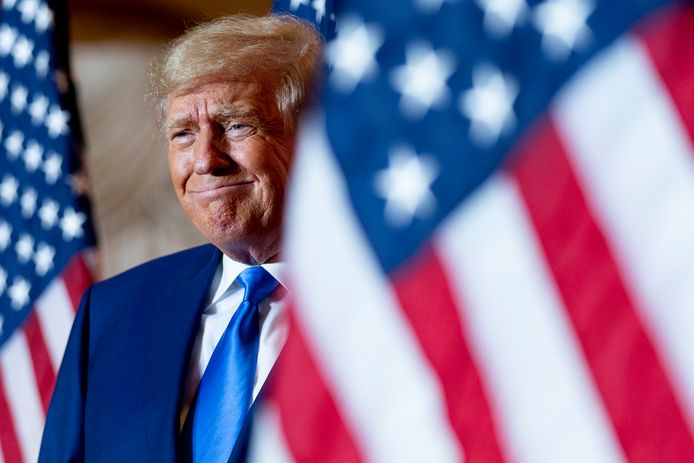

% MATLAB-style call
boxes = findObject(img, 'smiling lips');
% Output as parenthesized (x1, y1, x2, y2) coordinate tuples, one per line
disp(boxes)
(189, 181, 254, 194)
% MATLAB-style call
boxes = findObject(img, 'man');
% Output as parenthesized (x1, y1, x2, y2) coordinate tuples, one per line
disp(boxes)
(39, 14, 321, 463)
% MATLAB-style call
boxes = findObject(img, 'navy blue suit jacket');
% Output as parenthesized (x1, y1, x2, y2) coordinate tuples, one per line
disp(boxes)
(38, 244, 255, 462)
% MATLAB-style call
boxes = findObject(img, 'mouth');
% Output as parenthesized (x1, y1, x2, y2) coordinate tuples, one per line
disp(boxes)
(189, 181, 254, 195)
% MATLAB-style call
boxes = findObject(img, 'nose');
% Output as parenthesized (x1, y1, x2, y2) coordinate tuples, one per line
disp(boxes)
(193, 126, 236, 175)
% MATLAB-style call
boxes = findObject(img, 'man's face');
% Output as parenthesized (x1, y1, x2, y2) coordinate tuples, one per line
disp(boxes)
(166, 79, 293, 264)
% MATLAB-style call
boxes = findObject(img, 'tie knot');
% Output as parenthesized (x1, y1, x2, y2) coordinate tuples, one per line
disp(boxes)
(238, 266, 278, 305)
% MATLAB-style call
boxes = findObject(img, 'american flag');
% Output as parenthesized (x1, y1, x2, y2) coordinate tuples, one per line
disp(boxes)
(0, 0, 96, 461)
(254, 0, 694, 461)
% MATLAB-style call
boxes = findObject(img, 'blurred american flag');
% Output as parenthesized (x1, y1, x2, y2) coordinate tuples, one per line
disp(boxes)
(0, 0, 96, 461)
(257, 0, 694, 461)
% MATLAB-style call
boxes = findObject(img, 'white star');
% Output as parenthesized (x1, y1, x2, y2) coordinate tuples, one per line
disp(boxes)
(390, 41, 456, 119)
(312, 0, 325, 23)
(0, 72, 9, 101)
(8, 277, 31, 310)
(12, 35, 34, 67)
(0, 268, 6, 296)
(20, 188, 37, 218)
(327, 16, 384, 93)
(23, 140, 43, 171)
(34, 242, 54, 276)
(0, 221, 11, 251)
(10, 84, 28, 113)
(533, 0, 594, 60)
(28, 94, 48, 124)
(43, 152, 62, 184)
(476, 0, 528, 37)
(460, 64, 518, 147)
(289, 0, 310, 10)
(414, 0, 457, 13)
(4, 130, 24, 158)
(35, 3, 54, 32)
(3, 0, 18, 10)
(38, 199, 59, 229)
(15, 233, 34, 263)
(45, 105, 70, 137)
(35, 50, 49, 76)
(17, 0, 38, 23)
(0, 25, 17, 56)
(0, 176, 19, 206)
(374, 144, 439, 227)
(60, 208, 86, 240)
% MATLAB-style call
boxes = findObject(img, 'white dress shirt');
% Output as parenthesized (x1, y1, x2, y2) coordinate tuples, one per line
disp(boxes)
(179, 255, 289, 428)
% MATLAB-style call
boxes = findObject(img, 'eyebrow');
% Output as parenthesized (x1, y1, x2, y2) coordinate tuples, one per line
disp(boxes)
(166, 104, 264, 132)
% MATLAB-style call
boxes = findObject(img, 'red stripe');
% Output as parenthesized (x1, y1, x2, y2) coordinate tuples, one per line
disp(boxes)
(269, 306, 363, 463)
(22, 310, 56, 414)
(509, 119, 694, 462)
(61, 254, 94, 312)
(639, 3, 694, 148)
(0, 371, 24, 463)
(391, 245, 506, 463)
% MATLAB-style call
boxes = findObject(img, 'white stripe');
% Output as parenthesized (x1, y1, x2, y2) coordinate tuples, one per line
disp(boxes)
(248, 403, 296, 463)
(435, 175, 625, 463)
(35, 277, 76, 372)
(285, 114, 463, 463)
(0, 331, 45, 463)
(553, 36, 694, 431)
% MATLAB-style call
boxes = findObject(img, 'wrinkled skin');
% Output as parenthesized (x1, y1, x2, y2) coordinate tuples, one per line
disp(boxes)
(166, 78, 294, 264)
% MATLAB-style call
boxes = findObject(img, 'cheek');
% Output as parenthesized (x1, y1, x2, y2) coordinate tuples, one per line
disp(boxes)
(168, 151, 191, 192)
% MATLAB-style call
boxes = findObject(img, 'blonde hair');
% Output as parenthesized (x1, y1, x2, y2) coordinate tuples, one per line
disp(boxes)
(150, 14, 322, 134)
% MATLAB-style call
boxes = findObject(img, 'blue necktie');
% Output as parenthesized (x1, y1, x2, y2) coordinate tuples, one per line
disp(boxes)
(191, 266, 278, 463)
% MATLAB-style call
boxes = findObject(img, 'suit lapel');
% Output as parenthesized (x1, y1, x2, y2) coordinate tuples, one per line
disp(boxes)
(142, 246, 221, 463)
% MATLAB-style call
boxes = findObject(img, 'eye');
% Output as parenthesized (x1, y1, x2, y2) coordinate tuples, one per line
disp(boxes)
(169, 130, 195, 148)
(226, 122, 256, 139)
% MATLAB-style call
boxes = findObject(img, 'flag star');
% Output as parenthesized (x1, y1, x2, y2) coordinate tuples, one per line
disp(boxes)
(23, 140, 43, 171)
(0, 72, 9, 101)
(327, 16, 384, 93)
(20, 188, 37, 218)
(12, 35, 34, 67)
(35, 50, 49, 76)
(60, 208, 86, 240)
(18, 0, 39, 23)
(289, 0, 310, 9)
(10, 85, 28, 113)
(0, 221, 11, 251)
(391, 41, 456, 119)
(374, 145, 439, 227)
(3, 0, 18, 10)
(0, 25, 17, 56)
(0, 176, 19, 206)
(460, 64, 518, 147)
(476, 0, 528, 37)
(4, 130, 24, 158)
(312, 0, 325, 23)
(28, 94, 49, 124)
(45, 105, 70, 137)
(34, 243, 55, 276)
(38, 199, 59, 229)
(43, 152, 62, 183)
(0, 268, 6, 296)
(414, 0, 457, 13)
(15, 233, 34, 263)
(35, 3, 54, 32)
(533, 0, 594, 60)
(8, 277, 31, 310)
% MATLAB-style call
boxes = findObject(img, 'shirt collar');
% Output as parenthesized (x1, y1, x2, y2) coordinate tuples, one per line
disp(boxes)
(209, 253, 288, 305)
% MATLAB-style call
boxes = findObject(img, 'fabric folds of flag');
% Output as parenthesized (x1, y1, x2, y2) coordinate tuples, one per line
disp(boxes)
(0, 1, 96, 462)
(255, 0, 694, 462)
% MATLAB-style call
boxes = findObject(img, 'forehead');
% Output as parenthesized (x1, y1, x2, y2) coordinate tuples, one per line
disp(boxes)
(166, 79, 275, 122)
